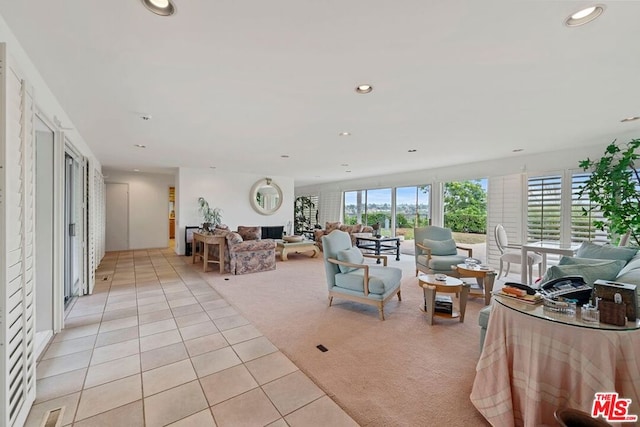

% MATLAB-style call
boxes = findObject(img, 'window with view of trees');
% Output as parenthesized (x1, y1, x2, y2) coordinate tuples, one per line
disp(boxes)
(443, 180, 487, 238)
(571, 173, 607, 244)
(344, 186, 431, 239)
(395, 186, 431, 240)
(527, 175, 562, 242)
(527, 172, 610, 245)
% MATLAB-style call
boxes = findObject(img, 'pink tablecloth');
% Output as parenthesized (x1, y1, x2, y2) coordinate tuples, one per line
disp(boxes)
(470, 300, 640, 427)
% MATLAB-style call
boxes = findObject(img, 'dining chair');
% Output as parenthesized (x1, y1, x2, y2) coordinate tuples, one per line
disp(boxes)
(494, 224, 542, 285)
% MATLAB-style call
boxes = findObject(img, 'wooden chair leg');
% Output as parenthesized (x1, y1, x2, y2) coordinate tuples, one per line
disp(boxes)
(378, 305, 385, 321)
(328, 296, 333, 306)
(397, 289, 402, 301)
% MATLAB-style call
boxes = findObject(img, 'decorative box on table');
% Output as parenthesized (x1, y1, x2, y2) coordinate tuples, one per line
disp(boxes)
(593, 279, 637, 321)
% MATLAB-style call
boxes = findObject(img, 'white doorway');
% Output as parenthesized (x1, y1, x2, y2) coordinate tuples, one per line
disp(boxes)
(106, 183, 129, 251)
(64, 151, 86, 307)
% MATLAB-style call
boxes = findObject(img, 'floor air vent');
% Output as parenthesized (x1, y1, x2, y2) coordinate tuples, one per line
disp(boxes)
(316, 344, 328, 352)
(41, 407, 65, 427)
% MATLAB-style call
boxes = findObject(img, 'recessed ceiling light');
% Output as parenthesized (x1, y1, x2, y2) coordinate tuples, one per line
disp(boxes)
(408, 149, 417, 153)
(339, 132, 351, 136)
(133, 169, 140, 172)
(141, 0, 176, 16)
(512, 148, 524, 153)
(355, 84, 373, 94)
(210, 166, 216, 169)
(134, 144, 146, 148)
(280, 155, 290, 158)
(565, 5, 604, 27)
(345, 170, 352, 173)
(621, 116, 640, 123)
(341, 163, 349, 167)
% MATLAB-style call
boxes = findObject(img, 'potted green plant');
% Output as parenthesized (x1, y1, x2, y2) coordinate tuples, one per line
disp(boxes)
(294, 196, 316, 235)
(197, 197, 222, 231)
(578, 138, 640, 246)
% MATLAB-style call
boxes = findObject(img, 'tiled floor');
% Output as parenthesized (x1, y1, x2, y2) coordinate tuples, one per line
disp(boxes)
(26, 249, 358, 427)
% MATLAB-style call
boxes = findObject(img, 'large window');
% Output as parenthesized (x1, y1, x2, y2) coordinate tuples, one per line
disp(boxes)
(395, 186, 431, 240)
(344, 190, 365, 225)
(442, 179, 488, 246)
(365, 188, 392, 236)
(527, 172, 610, 245)
(527, 175, 562, 242)
(344, 186, 430, 238)
(571, 173, 607, 244)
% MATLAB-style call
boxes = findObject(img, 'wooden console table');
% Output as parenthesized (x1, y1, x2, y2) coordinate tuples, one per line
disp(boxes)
(192, 232, 225, 273)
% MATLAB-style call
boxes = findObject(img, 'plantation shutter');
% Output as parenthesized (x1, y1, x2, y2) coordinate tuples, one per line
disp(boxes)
(87, 167, 106, 294)
(1, 44, 37, 427)
(571, 172, 608, 244)
(527, 175, 562, 242)
(318, 190, 342, 226)
(487, 174, 524, 269)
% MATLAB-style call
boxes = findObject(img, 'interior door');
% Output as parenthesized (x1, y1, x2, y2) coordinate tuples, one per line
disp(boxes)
(106, 183, 129, 251)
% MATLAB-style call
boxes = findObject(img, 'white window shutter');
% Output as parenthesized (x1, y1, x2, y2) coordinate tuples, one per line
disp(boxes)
(1, 44, 37, 427)
(318, 190, 342, 226)
(486, 174, 524, 270)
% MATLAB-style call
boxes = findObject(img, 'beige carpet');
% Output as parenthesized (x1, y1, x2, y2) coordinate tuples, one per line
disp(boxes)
(199, 253, 493, 427)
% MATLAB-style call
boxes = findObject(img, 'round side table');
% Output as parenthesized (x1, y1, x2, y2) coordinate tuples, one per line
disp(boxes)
(454, 264, 496, 305)
(417, 274, 470, 325)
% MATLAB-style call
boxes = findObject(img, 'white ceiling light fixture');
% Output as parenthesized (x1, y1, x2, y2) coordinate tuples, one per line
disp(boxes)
(134, 144, 146, 148)
(141, 0, 176, 16)
(339, 131, 351, 136)
(565, 5, 604, 27)
(355, 84, 373, 94)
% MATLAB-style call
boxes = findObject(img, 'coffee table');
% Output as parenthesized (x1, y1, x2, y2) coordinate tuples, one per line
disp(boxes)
(276, 240, 320, 261)
(355, 235, 400, 264)
(454, 264, 496, 305)
(417, 274, 470, 325)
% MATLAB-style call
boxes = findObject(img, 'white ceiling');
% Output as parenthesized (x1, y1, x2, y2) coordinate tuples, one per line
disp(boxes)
(1, 1, 639, 186)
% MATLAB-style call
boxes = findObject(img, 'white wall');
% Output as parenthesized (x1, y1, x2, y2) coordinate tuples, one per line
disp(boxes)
(104, 169, 176, 250)
(176, 168, 294, 255)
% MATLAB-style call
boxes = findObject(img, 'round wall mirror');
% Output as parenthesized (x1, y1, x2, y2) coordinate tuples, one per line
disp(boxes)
(250, 178, 283, 215)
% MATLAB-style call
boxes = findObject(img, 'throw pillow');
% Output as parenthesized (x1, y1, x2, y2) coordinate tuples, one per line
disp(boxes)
(237, 226, 261, 241)
(352, 224, 363, 233)
(226, 232, 243, 244)
(558, 256, 627, 271)
(336, 247, 365, 273)
(423, 238, 457, 256)
(575, 241, 637, 262)
(326, 221, 341, 233)
(540, 260, 625, 287)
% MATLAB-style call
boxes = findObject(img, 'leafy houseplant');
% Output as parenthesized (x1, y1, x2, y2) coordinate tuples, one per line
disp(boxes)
(197, 197, 222, 231)
(578, 139, 640, 246)
(294, 196, 316, 235)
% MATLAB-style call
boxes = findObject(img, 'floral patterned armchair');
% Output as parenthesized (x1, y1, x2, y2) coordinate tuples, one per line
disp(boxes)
(209, 226, 276, 275)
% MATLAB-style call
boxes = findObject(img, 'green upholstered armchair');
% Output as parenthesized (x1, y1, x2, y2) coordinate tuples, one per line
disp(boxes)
(414, 226, 472, 276)
(321, 230, 402, 320)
